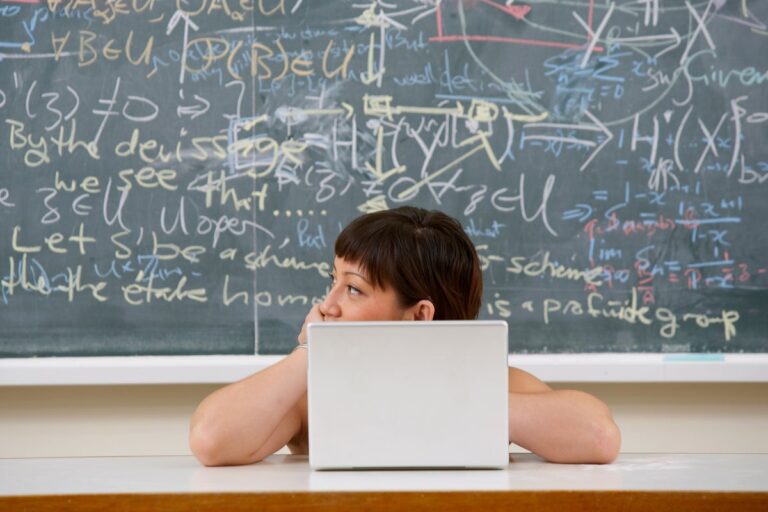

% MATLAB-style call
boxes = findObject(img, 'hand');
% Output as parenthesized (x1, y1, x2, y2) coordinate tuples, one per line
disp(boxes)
(297, 304, 324, 345)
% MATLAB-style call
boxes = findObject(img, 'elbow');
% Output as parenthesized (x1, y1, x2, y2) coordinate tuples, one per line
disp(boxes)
(190, 417, 250, 466)
(189, 421, 225, 467)
(189, 419, 265, 467)
(591, 418, 622, 464)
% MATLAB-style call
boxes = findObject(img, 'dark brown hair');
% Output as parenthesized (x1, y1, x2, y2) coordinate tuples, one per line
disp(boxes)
(335, 207, 483, 320)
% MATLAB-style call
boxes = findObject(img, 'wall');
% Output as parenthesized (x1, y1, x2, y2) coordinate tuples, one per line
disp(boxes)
(1, 383, 767, 458)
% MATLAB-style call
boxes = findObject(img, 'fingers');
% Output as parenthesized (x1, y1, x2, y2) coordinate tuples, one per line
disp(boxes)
(298, 304, 324, 345)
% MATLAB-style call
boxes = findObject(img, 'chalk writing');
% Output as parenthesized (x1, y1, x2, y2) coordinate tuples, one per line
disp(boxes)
(1, 0, 766, 356)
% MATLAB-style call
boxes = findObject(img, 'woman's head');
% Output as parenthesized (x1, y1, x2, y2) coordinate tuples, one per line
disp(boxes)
(320, 207, 482, 321)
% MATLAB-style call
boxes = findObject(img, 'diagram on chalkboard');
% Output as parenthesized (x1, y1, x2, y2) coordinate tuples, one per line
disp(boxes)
(0, 0, 767, 357)
(430, 0, 601, 53)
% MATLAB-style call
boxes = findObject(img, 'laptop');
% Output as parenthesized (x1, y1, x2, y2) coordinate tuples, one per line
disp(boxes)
(307, 320, 509, 470)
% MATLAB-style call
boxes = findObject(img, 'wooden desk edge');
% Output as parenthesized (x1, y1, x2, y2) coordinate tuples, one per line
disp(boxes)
(2, 490, 766, 512)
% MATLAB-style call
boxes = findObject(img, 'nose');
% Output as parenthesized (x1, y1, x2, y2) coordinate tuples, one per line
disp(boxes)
(318, 287, 342, 319)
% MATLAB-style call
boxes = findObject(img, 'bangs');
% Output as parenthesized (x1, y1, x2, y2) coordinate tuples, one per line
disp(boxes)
(334, 217, 400, 291)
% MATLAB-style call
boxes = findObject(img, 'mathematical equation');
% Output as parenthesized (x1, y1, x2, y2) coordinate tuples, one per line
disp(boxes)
(1, 0, 766, 355)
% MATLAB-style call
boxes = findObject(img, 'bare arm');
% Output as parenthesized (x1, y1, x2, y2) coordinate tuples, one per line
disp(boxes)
(507, 368, 621, 464)
(189, 306, 322, 466)
(189, 349, 307, 466)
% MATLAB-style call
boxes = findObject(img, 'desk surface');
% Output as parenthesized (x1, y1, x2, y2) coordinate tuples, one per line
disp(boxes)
(2, 453, 767, 495)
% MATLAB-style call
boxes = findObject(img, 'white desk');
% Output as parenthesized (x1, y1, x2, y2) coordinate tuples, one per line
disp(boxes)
(2, 454, 767, 511)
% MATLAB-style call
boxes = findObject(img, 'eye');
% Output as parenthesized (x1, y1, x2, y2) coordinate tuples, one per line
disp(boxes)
(347, 285, 362, 296)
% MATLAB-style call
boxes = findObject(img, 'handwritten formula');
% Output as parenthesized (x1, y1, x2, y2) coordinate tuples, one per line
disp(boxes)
(1, 0, 766, 356)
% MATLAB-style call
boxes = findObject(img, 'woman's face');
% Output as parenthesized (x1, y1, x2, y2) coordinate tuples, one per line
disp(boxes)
(318, 257, 411, 321)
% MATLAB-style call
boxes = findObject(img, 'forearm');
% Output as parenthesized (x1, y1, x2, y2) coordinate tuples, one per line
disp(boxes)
(189, 349, 307, 465)
(508, 390, 621, 464)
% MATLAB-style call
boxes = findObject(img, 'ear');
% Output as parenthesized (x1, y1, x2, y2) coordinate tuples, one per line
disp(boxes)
(406, 299, 435, 321)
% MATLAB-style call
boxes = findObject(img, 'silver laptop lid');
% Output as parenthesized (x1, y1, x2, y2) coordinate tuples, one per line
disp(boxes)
(307, 320, 509, 470)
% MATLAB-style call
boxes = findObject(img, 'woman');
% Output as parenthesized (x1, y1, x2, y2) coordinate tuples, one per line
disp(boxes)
(190, 207, 621, 466)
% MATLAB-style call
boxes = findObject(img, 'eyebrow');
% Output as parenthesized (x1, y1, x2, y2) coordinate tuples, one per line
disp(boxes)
(343, 271, 371, 284)
(333, 266, 372, 285)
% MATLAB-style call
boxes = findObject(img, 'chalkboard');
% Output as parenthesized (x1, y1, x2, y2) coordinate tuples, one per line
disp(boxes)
(1, 0, 766, 357)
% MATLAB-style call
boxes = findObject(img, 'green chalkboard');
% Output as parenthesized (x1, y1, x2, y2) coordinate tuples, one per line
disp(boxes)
(0, 0, 766, 357)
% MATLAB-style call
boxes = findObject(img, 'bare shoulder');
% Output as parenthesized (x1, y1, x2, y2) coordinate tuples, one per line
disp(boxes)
(508, 366, 552, 393)
(287, 392, 309, 455)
